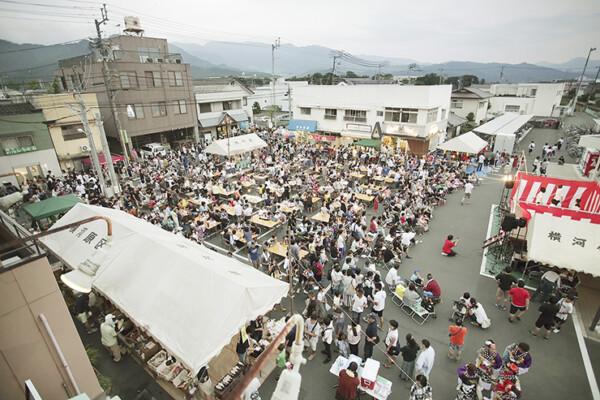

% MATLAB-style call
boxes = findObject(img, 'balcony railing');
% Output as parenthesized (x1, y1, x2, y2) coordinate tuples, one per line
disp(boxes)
(343, 116, 367, 123)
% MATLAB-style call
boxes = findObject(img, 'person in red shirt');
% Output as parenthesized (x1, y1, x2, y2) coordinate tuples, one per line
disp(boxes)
(448, 319, 467, 362)
(424, 274, 441, 299)
(508, 280, 530, 323)
(442, 235, 459, 256)
(336, 361, 360, 400)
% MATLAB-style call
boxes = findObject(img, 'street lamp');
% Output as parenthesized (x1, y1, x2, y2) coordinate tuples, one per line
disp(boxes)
(571, 47, 596, 115)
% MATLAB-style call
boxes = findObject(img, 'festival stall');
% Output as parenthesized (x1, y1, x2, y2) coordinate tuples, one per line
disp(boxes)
(437, 131, 488, 156)
(204, 133, 267, 157)
(81, 153, 124, 166)
(40, 204, 288, 399)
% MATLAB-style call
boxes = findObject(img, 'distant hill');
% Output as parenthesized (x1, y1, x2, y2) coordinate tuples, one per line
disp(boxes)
(535, 57, 600, 72)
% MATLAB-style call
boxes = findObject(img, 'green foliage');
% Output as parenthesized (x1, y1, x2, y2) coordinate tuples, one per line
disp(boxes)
(466, 112, 475, 122)
(579, 94, 589, 103)
(97, 375, 112, 393)
(85, 345, 102, 367)
(444, 75, 481, 88)
(565, 88, 576, 99)
(24, 79, 41, 90)
(596, 98, 600, 107)
(46, 80, 60, 94)
(415, 73, 442, 85)
(265, 105, 281, 112)
(252, 101, 261, 115)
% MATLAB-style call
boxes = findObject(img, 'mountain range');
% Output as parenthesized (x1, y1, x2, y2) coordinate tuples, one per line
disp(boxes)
(1, 38, 598, 85)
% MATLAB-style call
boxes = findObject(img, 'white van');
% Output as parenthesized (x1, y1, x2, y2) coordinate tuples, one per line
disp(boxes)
(140, 143, 167, 158)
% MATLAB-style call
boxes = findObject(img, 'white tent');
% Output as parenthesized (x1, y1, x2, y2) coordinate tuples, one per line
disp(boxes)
(474, 113, 533, 136)
(438, 131, 488, 153)
(40, 204, 288, 374)
(204, 133, 267, 157)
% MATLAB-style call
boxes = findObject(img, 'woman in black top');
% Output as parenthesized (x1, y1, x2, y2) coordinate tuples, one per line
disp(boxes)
(399, 333, 419, 381)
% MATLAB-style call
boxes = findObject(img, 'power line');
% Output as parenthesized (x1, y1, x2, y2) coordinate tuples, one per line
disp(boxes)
(0, 0, 96, 9)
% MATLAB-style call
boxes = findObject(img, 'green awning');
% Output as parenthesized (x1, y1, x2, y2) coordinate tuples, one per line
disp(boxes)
(23, 194, 84, 221)
(353, 139, 382, 148)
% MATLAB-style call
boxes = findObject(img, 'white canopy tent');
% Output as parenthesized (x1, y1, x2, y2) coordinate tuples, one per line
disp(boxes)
(438, 131, 488, 153)
(474, 113, 533, 136)
(204, 133, 267, 157)
(40, 204, 288, 374)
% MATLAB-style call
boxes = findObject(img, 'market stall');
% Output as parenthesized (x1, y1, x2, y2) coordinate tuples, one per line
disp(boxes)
(204, 133, 267, 157)
(22, 193, 84, 229)
(40, 203, 288, 398)
(437, 131, 488, 154)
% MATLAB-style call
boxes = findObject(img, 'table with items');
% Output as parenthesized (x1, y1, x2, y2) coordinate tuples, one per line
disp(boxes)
(329, 355, 392, 400)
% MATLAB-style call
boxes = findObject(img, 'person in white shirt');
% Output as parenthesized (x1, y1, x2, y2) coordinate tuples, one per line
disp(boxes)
(462, 182, 474, 205)
(553, 295, 574, 333)
(468, 299, 490, 328)
(535, 187, 546, 204)
(415, 339, 435, 379)
(385, 265, 402, 290)
(383, 320, 400, 368)
(368, 282, 387, 329)
(304, 314, 321, 361)
(351, 289, 368, 323)
(233, 202, 243, 222)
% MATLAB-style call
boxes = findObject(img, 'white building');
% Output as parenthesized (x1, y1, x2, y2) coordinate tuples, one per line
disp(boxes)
(194, 78, 254, 141)
(488, 83, 565, 117)
(450, 87, 492, 125)
(250, 80, 308, 113)
(291, 85, 452, 154)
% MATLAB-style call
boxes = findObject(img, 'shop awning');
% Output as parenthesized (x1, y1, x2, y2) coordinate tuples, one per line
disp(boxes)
(353, 139, 382, 148)
(81, 153, 124, 166)
(204, 133, 267, 156)
(22, 194, 84, 221)
(474, 113, 533, 136)
(40, 204, 289, 374)
(437, 131, 487, 153)
(287, 119, 317, 132)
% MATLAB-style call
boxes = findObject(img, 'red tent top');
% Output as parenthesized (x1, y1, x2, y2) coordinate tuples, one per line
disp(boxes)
(81, 153, 124, 166)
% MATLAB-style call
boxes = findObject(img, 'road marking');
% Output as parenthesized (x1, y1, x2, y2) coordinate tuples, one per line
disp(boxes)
(572, 309, 600, 400)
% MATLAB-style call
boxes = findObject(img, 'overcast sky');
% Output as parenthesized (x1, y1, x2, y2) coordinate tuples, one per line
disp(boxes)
(0, 0, 598, 64)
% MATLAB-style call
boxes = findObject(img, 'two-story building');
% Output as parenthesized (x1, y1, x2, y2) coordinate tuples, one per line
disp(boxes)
(194, 78, 254, 141)
(0, 103, 62, 186)
(450, 87, 492, 125)
(250, 80, 308, 113)
(291, 85, 452, 154)
(54, 34, 198, 151)
(487, 83, 565, 117)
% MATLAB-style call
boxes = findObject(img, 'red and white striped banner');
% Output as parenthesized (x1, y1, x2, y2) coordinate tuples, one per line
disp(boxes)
(519, 202, 600, 224)
(511, 172, 600, 213)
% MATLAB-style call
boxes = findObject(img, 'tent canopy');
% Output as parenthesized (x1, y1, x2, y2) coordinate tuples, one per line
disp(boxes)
(81, 153, 124, 166)
(40, 204, 288, 374)
(353, 139, 381, 148)
(474, 113, 534, 136)
(287, 119, 317, 132)
(204, 133, 267, 156)
(23, 194, 84, 221)
(437, 131, 488, 153)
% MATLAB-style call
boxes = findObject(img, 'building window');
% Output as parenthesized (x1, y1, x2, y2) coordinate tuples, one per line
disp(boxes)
(377, 111, 383, 117)
(478, 101, 486, 109)
(384, 107, 401, 122)
(344, 109, 367, 122)
(168, 71, 183, 86)
(69, 75, 76, 89)
(119, 72, 138, 89)
(441, 109, 447, 119)
(400, 108, 418, 123)
(199, 103, 212, 113)
(175, 100, 187, 114)
(531, 88, 537, 96)
(1, 135, 34, 150)
(223, 101, 233, 111)
(451, 100, 463, 109)
(59, 76, 67, 91)
(145, 71, 162, 87)
(112, 50, 121, 60)
(324, 109, 337, 120)
(243, 97, 247, 106)
(505, 105, 520, 112)
(426, 108, 438, 124)
(127, 104, 145, 119)
(151, 102, 167, 117)
(300, 107, 311, 115)
(60, 124, 86, 140)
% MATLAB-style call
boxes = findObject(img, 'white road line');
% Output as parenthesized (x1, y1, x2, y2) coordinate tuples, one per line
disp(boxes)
(572, 309, 600, 400)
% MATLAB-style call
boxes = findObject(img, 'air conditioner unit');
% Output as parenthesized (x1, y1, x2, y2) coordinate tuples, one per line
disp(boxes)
(156, 58, 163, 63)
(175, 59, 181, 64)
(80, 145, 90, 152)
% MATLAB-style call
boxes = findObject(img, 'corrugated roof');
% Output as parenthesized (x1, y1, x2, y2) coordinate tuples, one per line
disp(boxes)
(197, 110, 250, 128)
(451, 87, 492, 99)
(448, 113, 468, 126)
(0, 102, 38, 115)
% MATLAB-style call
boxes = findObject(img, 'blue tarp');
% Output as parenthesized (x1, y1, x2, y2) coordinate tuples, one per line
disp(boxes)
(287, 120, 317, 133)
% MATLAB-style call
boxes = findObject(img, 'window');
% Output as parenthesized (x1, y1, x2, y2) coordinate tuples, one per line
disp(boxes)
(505, 105, 520, 112)
(384, 107, 401, 122)
(324, 108, 337, 120)
(199, 103, 212, 113)
(175, 100, 187, 114)
(60, 124, 86, 140)
(478, 101, 486, 109)
(145, 71, 162, 87)
(112, 50, 121, 60)
(1, 135, 34, 150)
(138, 47, 160, 61)
(300, 107, 311, 115)
(400, 108, 418, 123)
(59, 76, 67, 91)
(441, 109, 447, 119)
(344, 109, 367, 122)
(127, 104, 145, 119)
(376, 111, 383, 117)
(69, 75, 76, 89)
(243, 97, 247, 106)
(119, 72, 138, 89)
(168, 71, 183, 86)
(151, 102, 167, 117)
(223, 101, 233, 111)
(451, 100, 463, 109)
(531, 88, 537, 96)
(426, 108, 438, 124)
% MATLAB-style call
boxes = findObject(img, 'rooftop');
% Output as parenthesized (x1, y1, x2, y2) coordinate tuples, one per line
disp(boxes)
(0, 102, 39, 116)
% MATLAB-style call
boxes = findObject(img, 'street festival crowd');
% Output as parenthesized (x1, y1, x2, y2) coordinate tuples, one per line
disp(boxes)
(7, 127, 577, 400)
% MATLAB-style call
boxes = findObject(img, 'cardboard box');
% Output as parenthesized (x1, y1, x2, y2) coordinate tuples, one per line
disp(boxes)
(361, 358, 380, 390)
(142, 340, 160, 360)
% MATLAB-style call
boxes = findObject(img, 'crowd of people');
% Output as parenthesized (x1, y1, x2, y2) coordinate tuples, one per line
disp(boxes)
(6, 127, 562, 400)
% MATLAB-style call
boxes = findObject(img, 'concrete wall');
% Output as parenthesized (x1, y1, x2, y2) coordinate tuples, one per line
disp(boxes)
(0, 149, 62, 186)
(489, 83, 565, 117)
(0, 257, 103, 399)
(451, 98, 489, 124)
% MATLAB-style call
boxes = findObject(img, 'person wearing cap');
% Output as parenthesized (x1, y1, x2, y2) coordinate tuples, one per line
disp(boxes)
(410, 269, 423, 287)
(100, 314, 124, 362)
(383, 320, 400, 368)
(363, 313, 379, 361)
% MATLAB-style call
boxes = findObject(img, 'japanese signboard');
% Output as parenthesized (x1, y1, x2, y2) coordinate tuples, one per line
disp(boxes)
(526, 213, 599, 275)
(4, 145, 37, 155)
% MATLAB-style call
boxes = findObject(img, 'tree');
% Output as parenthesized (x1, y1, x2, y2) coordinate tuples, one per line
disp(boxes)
(252, 101, 261, 115)
(415, 73, 441, 85)
(46, 79, 60, 94)
(579, 94, 589, 103)
(444, 76, 460, 88)
(345, 71, 359, 78)
(460, 75, 479, 87)
(466, 112, 475, 122)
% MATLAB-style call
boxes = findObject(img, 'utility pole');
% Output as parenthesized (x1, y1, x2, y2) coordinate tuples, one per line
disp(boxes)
(95, 112, 120, 197)
(93, 4, 132, 165)
(331, 52, 340, 85)
(590, 66, 600, 95)
(572, 47, 597, 115)
(439, 69, 444, 85)
(499, 66, 504, 84)
(287, 82, 292, 118)
(271, 37, 280, 124)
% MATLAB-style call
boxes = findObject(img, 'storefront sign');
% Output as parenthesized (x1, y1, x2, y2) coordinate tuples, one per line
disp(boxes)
(346, 123, 371, 133)
(4, 145, 37, 155)
(310, 134, 336, 142)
